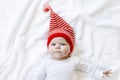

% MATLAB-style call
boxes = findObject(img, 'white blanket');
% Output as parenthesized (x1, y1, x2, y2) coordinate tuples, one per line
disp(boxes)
(0, 0, 120, 80)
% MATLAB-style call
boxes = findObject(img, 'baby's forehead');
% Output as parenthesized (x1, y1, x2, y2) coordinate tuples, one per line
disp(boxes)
(50, 37, 68, 43)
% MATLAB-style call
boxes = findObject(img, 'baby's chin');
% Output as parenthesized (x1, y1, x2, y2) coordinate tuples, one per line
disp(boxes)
(54, 52, 62, 57)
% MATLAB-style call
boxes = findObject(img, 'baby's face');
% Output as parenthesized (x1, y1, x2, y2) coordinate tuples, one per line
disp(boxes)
(48, 37, 70, 60)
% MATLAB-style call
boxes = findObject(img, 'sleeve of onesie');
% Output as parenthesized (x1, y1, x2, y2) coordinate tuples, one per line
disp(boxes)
(74, 57, 104, 79)
(26, 61, 46, 80)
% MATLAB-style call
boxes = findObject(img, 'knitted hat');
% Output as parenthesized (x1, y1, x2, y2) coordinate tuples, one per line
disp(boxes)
(44, 3, 75, 53)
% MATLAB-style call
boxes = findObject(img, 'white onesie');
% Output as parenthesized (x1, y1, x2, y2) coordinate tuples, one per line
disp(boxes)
(26, 56, 103, 80)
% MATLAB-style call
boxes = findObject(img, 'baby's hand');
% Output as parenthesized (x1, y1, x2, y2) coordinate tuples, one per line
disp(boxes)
(103, 69, 112, 78)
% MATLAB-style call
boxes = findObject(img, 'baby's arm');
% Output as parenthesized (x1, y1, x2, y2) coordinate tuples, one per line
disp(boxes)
(74, 57, 112, 79)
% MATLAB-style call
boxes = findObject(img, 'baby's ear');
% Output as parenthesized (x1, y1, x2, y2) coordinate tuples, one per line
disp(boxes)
(68, 54, 71, 57)
(69, 52, 72, 56)
(68, 50, 71, 55)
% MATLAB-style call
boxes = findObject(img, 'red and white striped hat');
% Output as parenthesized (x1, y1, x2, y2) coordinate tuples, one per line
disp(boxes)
(44, 3, 75, 53)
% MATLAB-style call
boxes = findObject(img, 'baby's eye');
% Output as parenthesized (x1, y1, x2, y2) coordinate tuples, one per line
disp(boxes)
(60, 43, 66, 46)
(51, 43, 56, 46)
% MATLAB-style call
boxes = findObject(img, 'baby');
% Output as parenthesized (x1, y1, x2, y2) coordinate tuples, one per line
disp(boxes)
(26, 3, 112, 80)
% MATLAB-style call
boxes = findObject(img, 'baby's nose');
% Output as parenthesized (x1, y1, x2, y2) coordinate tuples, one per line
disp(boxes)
(55, 44, 60, 49)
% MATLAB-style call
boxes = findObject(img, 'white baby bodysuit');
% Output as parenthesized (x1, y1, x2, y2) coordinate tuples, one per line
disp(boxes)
(26, 56, 103, 80)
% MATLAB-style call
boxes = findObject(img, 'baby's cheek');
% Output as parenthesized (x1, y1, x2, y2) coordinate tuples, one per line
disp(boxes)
(48, 48, 54, 53)
(64, 48, 70, 53)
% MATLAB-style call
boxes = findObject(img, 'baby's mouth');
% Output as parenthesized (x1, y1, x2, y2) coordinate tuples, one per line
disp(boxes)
(54, 51, 61, 56)
(55, 51, 61, 53)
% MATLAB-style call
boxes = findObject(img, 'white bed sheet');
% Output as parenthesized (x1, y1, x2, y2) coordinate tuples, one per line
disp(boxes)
(0, 0, 120, 80)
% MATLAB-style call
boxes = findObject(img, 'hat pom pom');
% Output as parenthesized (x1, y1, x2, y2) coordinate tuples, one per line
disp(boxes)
(43, 2, 51, 12)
